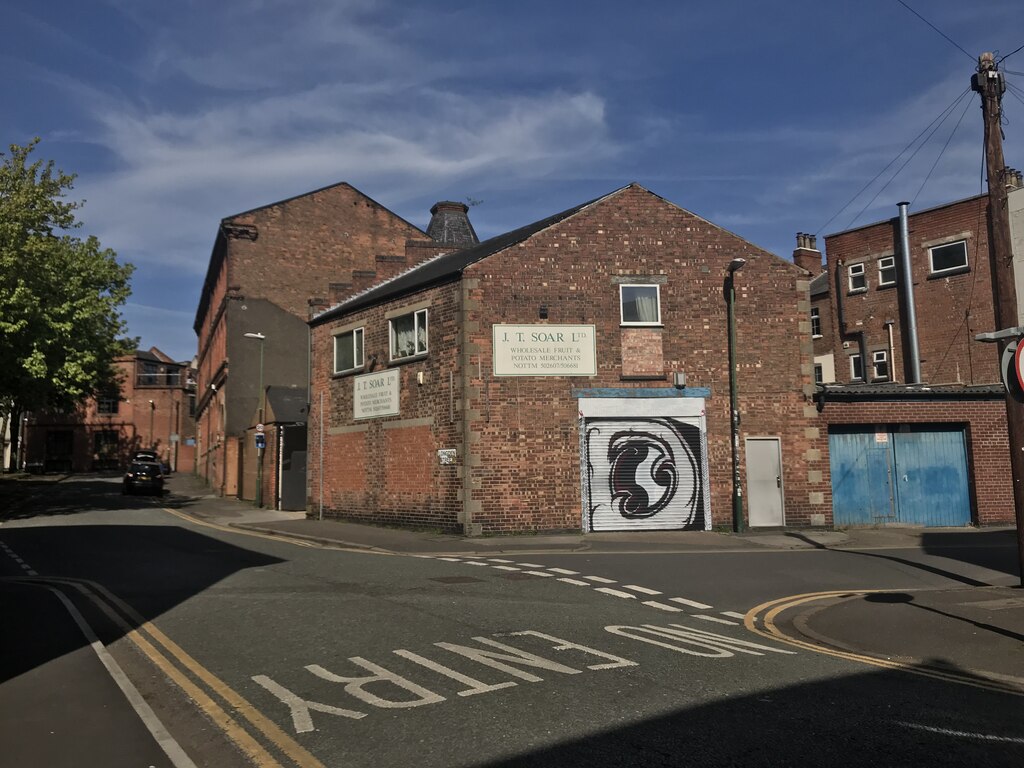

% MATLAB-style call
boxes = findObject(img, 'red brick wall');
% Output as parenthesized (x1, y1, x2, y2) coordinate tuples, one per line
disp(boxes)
(824, 196, 997, 386)
(820, 397, 1013, 525)
(309, 185, 829, 532)
(309, 282, 464, 530)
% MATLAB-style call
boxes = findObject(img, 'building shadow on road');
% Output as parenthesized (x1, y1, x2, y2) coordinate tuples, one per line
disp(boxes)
(475, 659, 1024, 768)
(0, 524, 285, 686)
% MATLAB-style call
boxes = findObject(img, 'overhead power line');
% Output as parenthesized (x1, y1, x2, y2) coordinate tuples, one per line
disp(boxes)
(910, 93, 973, 208)
(815, 87, 971, 235)
(895, 0, 975, 62)
(998, 42, 1024, 64)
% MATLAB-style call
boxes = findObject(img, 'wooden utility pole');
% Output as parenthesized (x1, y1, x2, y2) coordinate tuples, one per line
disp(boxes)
(972, 52, 1024, 585)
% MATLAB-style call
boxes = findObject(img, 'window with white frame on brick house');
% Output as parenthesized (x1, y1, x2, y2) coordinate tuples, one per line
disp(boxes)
(850, 353, 864, 381)
(872, 350, 889, 380)
(390, 309, 428, 360)
(619, 284, 661, 325)
(814, 363, 824, 384)
(878, 256, 896, 287)
(333, 327, 364, 374)
(847, 263, 867, 292)
(810, 307, 821, 337)
(929, 240, 968, 275)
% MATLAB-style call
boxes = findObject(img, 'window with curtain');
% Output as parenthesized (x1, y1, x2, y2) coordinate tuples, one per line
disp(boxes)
(620, 284, 661, 325)
(333, 327, 364, 374)
(390, 309, 428, 360)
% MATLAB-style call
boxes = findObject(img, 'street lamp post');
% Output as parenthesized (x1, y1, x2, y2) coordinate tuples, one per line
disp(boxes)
(244, 332, 266, 508)
(148, 400, 155, 449)
(726, 258, 746, 533)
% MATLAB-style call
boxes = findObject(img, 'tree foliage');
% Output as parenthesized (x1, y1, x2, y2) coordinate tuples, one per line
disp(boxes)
(0, 139, 135, 416)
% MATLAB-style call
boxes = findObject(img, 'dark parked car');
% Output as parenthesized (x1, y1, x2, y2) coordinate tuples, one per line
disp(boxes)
(123, 461, 164, 495)
(132, 450, 170, 474)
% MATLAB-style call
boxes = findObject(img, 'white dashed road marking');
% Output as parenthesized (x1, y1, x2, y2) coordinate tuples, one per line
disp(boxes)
(584, 576, 617, 584)
(557, 578, 591, 586)
(642, 601, 683, 612)
(595, 587, 638, 599)
(547, 568, 579, 575)
(669, 597, 714, 610)
(722, 611, 747, 619)
(694, 615, 739, 625)
(623, 585, 662, 596)
(492, 566, 521, 571)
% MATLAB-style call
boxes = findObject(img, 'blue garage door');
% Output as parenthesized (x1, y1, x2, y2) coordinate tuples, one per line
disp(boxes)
(829, 425, 971, 527)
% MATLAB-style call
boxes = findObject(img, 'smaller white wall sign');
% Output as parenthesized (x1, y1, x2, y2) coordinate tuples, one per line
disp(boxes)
(493, 324, 597, 377)
(354, 369, 400, 420)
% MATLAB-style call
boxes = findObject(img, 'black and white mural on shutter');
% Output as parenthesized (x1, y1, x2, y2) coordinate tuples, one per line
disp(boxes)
(584, 416, 710, 531)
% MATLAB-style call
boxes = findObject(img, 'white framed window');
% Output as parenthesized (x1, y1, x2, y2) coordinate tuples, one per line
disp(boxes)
(929, 240, 968, 275)
(333, 327, 364, 374)
(814, 364, 824, 384)
(390, 308, 428, 360)
(619, 284, 661, 325)
(847, 263, 867, 292)
(810, 307, 822, 338)
(878, 256, 896, 286)
(872, 350, 889, 380)
(96, 394, 119, 414)
(850, 354, 864, 381)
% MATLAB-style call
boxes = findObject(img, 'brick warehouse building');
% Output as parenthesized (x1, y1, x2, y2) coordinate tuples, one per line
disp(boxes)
(801, 189, 1024, 527)
(192, 182, 464, 501)
(21, 347, 196, 473)
(307, 184, 829, 534)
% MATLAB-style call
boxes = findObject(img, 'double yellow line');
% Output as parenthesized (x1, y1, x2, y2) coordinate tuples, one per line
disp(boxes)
(745, 590, 1024, 697)
(25, 576, 324, 768)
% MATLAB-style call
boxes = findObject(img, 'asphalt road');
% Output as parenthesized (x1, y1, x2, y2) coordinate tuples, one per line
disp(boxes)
(1, 476, 1022, 767)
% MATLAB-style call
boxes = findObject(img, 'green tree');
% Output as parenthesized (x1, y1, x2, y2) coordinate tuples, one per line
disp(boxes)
(0, 139, 135, 468)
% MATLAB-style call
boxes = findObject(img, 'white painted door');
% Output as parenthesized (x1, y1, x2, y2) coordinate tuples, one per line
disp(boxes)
(746, 437, 784, 527)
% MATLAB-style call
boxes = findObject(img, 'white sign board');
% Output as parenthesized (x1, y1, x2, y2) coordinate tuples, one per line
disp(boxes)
(354, 369, 400, 420)
(493, 324, 596, 377)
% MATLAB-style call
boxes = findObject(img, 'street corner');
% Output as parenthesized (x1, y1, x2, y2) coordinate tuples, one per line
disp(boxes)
(745, 587, 1024, 698)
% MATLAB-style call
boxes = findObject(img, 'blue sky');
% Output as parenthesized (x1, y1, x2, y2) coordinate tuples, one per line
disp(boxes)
(5, 0, 1024, 362)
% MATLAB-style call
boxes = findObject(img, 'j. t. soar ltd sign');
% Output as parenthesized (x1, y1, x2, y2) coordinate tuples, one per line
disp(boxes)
(492, 324, 596, 377)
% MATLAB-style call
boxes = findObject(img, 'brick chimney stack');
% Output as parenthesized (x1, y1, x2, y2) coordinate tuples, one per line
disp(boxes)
(792, 232, 823, 274)
(426, 201, 479, 249)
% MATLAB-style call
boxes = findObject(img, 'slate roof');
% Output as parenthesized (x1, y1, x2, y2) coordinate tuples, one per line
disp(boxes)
(809, 271, 829, 297)
(310, 186, 628, 326)
(817, 382, 1003, 401)
(266, 387, 309, 423)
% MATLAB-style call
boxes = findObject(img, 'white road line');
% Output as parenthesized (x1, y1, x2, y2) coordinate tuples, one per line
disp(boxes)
(464, 561, 489, 567)
(25, 569, 38, 576)
(523, 571, 553, 578)
(515, 563, 544, 568)
(45, 586, 199, 768)
(437, 557, 463, 562)
(694, 615, 738, 625)
(721, 611, 747, 619)
(584, 576, 617, 584)
(896, 722, 1024, 744)
(557, 578, 591, 586)
(595, 587, 637, 599)
(623, 585, 662, 596)
(492, 566, 521, 571)
(669, 597, 714, 609)
(547, 568, 579, 575)
(488, 558, 514, 563)
(642, 601, 683, 612)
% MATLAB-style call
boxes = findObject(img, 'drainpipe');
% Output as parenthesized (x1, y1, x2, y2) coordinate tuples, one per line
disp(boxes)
(898, 202, 922, 384)
(885, 320, 897, 383)
(834, 259, 868, 382)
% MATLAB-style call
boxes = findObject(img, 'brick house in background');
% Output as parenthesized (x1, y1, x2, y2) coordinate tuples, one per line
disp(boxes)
(307, 184, 829, 534)
(192, 182, 475, 501)
(21, 347, 196, 473)
(801, 183, 1024, 527)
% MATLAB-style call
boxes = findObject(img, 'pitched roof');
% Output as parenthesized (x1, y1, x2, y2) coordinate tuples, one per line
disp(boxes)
(309, 185, 630, 326)
(817, 382, 1003, 401)
(809, 271, 830, 297)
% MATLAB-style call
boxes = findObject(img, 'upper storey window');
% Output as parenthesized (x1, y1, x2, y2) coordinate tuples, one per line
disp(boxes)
(847, 263, 867, 292)
(929, 240, 968, 275)
(390, 309, 428, 361)
(620, 285, 661, 325)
